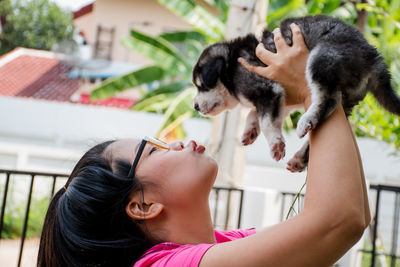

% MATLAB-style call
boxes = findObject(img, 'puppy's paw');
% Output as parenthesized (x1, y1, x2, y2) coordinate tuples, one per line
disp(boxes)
(286, 153, 307, 172)
(241, 125, 259, 146)
(270, 138, 285, 161)
(296, 117, 314, 138)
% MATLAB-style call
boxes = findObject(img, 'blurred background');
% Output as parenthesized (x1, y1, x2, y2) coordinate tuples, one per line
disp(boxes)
(0, 0, 399, 266)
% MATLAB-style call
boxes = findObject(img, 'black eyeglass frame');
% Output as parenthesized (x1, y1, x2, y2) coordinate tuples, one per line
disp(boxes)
(127, 137, 169, 179)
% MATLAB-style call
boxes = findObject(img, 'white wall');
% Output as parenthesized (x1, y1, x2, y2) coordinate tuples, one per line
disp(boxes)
(0, 96, 211, 172)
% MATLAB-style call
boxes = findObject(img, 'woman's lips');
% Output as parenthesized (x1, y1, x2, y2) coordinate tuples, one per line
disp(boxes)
(196, 145, 205, 153)
(189, 140, 205, 153)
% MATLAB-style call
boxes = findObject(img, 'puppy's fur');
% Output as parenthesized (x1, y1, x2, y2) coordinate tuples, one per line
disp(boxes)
(192, 15, 400, 172)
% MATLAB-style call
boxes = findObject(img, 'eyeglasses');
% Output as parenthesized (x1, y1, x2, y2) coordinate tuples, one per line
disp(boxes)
(128, 136, 170, 178)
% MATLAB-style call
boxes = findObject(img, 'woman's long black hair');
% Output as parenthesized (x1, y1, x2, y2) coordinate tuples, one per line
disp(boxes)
(37, 140, 157, 267)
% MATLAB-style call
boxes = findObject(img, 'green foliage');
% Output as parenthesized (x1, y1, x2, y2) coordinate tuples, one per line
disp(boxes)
(91, 66, 168, 100)
(157, 0, 225, 42)
(92, 1, 222, 139)
(2, 195, 49, 239)
(156, 88, 198, 139)
(269, 0, 400, 151)
(0, 0, 75, 55)
(91, 27, 209, 139)
(361, 240, 400, 267)
(202, 0, 230, 22)
(267, 0, 358, 29)
(351, 94, 400, 150)
(350, 0, 400, 150)
(132, 81, 191, 113)
(122, 29, 191, 73)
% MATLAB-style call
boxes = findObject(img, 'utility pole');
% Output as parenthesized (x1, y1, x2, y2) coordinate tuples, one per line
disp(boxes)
(210, 0, 268, 187)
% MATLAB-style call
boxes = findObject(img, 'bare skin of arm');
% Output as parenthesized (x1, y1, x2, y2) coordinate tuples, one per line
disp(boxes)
(200, 24, 370, 267)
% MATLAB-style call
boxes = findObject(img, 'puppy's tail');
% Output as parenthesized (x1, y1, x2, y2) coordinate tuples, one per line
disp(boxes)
(369, 61, 400, 116)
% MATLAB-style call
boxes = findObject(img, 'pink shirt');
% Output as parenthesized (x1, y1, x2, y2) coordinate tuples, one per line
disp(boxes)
(134, 229, 256, 267)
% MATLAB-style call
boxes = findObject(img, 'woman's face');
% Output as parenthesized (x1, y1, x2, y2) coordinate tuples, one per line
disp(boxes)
(108, 138, 218, 208)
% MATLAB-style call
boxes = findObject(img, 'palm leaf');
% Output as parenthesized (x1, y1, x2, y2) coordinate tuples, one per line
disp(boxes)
(158, 30, 207, 44)
(202, 0, 229, 11)
(136, 81, 191, 102)
(158, 111, 193, 140)
(157, 0, 225, 41)
(90, 66, 166, 100)
(121, 29, 191, 74)
(307, 0, 341, 15)
(158, 31, 207, 63)
(156, 87, 197, 138)
(132, 94, 176, 113)
(132, 81, 191, 112)
(267, 0, 306, 28)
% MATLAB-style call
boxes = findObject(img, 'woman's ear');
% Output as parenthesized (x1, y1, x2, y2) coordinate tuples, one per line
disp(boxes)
(126, 200, 164, 221)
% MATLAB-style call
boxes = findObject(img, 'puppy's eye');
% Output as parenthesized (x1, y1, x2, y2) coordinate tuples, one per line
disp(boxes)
(149, 147, 157, 155)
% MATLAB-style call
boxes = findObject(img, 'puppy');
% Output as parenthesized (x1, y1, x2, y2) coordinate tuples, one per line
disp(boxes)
(192, 14, 400, 172)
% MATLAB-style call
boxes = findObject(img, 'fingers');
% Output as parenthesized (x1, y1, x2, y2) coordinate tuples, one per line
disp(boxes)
(290, 23, 308, 51)
(255, 43, 275, 65)
(273, 28, 290, 53)
(238, 57, 272, 79)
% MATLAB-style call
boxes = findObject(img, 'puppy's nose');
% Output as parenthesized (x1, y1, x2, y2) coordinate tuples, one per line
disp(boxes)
(194, 103, 200, 111)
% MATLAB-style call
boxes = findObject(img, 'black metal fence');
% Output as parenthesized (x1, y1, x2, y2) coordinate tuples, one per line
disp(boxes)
(279, 191, 305, 221)
(281, 185, 400, 267)
(0, 169, 243, 267)
(359, 184, 400, 267)
(210, 186, 244, 230)
(0, 169, 68, 266)
(2, 168, 400, 267)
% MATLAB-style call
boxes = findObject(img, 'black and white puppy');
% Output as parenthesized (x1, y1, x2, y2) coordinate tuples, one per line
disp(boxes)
(192, 14, 400, 172)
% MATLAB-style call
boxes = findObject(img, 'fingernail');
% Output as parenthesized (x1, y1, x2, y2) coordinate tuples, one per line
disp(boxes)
(290, 23, 297, 27)
(273, 28, 280, 33)
(237, 57, 243, 63)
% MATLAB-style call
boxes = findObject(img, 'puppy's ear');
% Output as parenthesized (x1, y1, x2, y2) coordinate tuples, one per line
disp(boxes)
(202, 58, 225, 88)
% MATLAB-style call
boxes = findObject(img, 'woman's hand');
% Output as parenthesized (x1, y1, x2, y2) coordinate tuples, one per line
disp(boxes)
(239, 23, 310, 107)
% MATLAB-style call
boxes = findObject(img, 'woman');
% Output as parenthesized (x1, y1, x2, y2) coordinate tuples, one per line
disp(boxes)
(38, 24, 370, 267)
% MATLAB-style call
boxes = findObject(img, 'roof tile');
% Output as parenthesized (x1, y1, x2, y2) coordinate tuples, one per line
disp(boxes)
(0, 48, 79, 102)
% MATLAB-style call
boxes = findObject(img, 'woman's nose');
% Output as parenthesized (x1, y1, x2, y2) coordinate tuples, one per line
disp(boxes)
(169, 140, 184, 150)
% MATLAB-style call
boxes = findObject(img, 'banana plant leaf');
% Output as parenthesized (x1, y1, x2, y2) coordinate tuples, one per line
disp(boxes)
(158, 111, 194, 141)
(307, 0, 342, 15)
(157, 30, 208, 64)
(132, 94, 176, 113)
(202, 0, 229, 12)
(351, 94, 400, 150)
(121, 29, 191, 74)
(135, 80, 191, 102)
(90, 65, 167, 100)
(132, 81, 191, 112)
(157, 0, 225, 42)
(158, 30, 207, 44)
(156, 87, 197, 139)
(267, 0, 306, 28)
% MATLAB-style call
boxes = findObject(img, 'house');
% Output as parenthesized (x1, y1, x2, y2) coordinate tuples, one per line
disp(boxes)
(72, 0, 194, 64)
(0, 48, 79, 102)
(0, 47, 140, 108)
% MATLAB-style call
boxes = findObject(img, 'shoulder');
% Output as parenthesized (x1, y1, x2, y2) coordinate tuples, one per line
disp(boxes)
(134, 229, 255, 267)
(214, 228, 256, 243)
(134, 242, 213, 267)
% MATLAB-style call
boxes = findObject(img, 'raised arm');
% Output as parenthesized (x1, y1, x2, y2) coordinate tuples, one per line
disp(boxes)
(200, 24, 370, 267)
